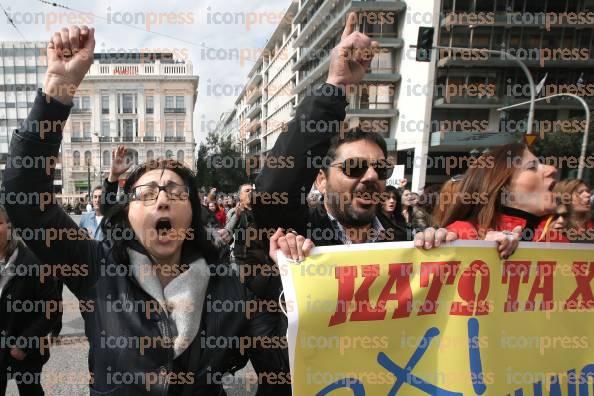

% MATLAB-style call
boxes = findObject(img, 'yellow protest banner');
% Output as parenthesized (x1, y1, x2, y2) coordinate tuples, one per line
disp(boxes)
(279, 241, 594, 395)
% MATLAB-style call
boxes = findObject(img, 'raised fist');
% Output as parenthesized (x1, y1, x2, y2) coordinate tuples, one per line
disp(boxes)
(44, 25, 96, 105)
(326, 12, 379, 88)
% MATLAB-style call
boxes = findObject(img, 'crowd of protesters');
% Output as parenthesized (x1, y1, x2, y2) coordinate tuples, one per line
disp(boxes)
(0, 14, 592, 396)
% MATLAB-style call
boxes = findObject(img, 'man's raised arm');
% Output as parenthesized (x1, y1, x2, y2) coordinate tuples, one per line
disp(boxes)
(253, 12, 378, 233)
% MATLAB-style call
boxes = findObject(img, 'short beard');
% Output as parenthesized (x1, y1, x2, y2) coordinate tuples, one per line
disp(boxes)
(325, 186, 377, 228)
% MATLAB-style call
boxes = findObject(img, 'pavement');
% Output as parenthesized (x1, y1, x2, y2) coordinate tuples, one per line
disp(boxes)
(6, 214, 257, 396)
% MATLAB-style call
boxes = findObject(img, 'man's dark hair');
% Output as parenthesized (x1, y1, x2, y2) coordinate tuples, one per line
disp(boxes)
(323, 128, 388, 174)
(92, 185, 103, 194)
(237, 183, 252, 195)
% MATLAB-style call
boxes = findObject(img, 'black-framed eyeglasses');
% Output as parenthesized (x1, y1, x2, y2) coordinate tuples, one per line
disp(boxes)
(329, 158, 394, 180)
(130, 182, 190, 203)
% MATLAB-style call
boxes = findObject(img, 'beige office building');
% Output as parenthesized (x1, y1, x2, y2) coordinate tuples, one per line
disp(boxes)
(61, 52, 199, 197)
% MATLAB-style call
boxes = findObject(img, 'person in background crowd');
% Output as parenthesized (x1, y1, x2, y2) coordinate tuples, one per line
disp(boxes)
(226, 184, 271, 292)
(377, 185, 408, 241)
(401, 189, 430, 235)
(3, 26, 288, 395)
(553, 179, 593, 242)
(79, 185, 105, 240)
(551, 202, 571, 239)
(206, 201, 220, 228)
(417, 184, 441, 225)
(443, 142, 567, 252)
(0, 204, 62, 396)
(207, 197, 226, 228)
(306, 189, 322, 208)
(225, 184, 254, 251)
(224, 195, 235, 214)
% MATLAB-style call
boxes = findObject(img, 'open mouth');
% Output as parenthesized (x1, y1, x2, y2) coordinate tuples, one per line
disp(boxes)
(155, 218, 173, 236)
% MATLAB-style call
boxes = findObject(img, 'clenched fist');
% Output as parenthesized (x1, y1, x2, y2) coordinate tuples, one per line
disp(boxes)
(44, 25, 96, 105)
(326, 12, 379, 88)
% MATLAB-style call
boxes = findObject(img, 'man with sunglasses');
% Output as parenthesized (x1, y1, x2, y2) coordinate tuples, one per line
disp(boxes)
(253, 12, 456, 250)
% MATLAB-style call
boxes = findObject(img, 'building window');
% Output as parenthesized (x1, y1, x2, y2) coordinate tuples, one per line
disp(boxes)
(177, 150, 184, 163)
(165, 96, 175, 111)
(72, 97, 81, 109)
(176, 120, 184, 137)
(146, 96, 154, 114)
(120, 93, 136, 114)
(83, 122, 91, 139)
(146, 150, 154, 162)
(84, 151, 92, 165)
(101, 120, 110, 137)
(358, 83, 394, 109)
(103, 150, 110, 167)
(82, 96, 91, 110)
(72, 121, 81, 138)
(166, 150, 173, 159)
(165, 120, 174, 140)
(176, 96, 185, 111)
(101, 95, 109, 114)
(145, 120, 154, 136)
(165, 96, 185, 113)
(122, 119, 134, 141)
(73, 151, 80, 166)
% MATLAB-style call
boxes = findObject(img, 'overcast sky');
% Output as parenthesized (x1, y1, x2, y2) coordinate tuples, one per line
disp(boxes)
(0, 0, 292, 144)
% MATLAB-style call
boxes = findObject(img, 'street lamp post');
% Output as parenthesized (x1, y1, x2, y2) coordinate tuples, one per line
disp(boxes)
(86, 158, 91, 202)
(435, 46, 537, 133)
(497, 94, 591, 179)
(94, 132, 102, 181)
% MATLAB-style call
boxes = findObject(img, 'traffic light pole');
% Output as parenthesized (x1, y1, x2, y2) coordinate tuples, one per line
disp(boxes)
(497, 94, 591, 179)
(411, 43, 536, 137)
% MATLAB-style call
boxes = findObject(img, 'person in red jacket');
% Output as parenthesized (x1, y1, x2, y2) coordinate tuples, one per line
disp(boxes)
(214, 203, 227, 227)
(441, 142, 569, 249)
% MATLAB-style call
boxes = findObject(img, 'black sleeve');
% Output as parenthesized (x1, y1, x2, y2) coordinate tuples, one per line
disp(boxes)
(2, 90, 103, 299)
(19, 251, 63, 344)
(253, 84, 347, 234)
(101, 177, 120, 215)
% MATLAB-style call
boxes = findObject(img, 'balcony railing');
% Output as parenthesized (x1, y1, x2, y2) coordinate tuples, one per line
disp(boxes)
(71, 108, 91, 114)
(99, 136, 111, 143)
(89, 63, 193, 76)
(71, 136, 92, 143)
(164, 108, 186, 114)
(143, 136, 157, 142)
(164, 136, 186, 142)
(122, 136, 134, 142)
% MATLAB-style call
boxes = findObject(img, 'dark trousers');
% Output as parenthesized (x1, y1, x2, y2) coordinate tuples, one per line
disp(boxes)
(0, 365, 45, 396)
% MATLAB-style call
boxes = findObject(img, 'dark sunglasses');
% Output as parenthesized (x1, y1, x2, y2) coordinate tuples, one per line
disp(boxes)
(330, 158, 395, 180)
(553, 211, 569, 220)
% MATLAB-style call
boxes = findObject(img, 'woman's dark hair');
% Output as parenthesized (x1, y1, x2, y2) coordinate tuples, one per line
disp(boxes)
(382, 185, 402, 214)
(440, 142, 527, 237)
(102, 159, 216, 263)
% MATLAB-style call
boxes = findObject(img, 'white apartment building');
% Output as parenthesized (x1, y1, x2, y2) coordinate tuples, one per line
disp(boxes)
(0, 42, 58, 185)
(230, 2, 298, 181)
(62, 52, 199, 197)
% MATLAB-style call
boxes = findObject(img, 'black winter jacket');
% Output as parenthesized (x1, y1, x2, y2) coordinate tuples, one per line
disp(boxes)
(0, 245, 62, 371)
(2, 90, 289, 396)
